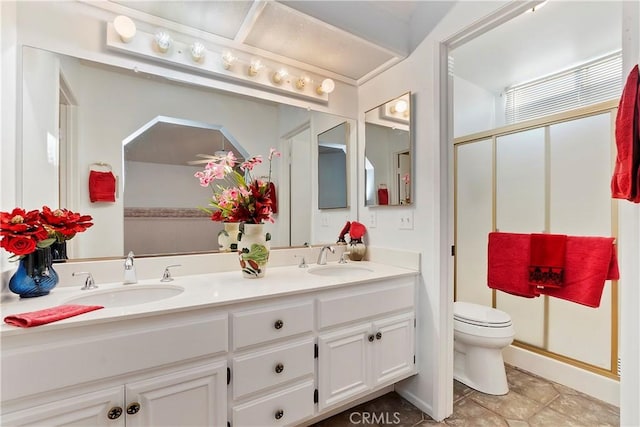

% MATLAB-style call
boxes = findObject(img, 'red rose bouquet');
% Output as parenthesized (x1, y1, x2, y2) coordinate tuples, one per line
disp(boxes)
(0, 207, 93, 258)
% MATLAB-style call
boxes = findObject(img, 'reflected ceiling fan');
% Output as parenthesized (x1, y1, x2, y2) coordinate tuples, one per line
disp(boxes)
(187, 139, 234, 165)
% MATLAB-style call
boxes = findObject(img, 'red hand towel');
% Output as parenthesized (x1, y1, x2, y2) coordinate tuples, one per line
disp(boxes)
(528, 233, 567, 289)
(378, 187, 389, 205)
(4, 304, 104, 328)
(268, 182, 278, 214)
(89, 170, 116, 202)
(488, 232, 538, 298)
(540, 237, 619, 308)
(611, 64, 639, 202)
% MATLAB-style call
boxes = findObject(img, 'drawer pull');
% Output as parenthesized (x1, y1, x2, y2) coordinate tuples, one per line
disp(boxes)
(376, 331, 382, 340)
(274, 319, 284, 329)
(275, 409, 284, 420)
(368, 334, 375, 342)
(275, 363, 284, 374)
(107, 406, 123, 420)
(126, 402, 141, 415)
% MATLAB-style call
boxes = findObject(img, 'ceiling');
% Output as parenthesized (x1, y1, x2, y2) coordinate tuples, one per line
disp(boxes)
(450, 1, 622, 94)
(109, 0, 456, 83)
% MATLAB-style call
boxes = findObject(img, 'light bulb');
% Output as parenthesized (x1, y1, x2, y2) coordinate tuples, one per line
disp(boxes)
(316, 78, 335, 95)
(248, 59, 264, 77)
(392, 99, 408, 114)
(272, 69, 288, 84)
(154, 30, 172, 53)
(221, 50, 236, 70)
(190, 41, 205, 62)
(295, 75, 310, 90)
(114, 15, 136, 43)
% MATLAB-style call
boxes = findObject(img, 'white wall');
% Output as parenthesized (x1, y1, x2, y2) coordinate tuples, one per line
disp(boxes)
(453, 75, 500, 137)
(358, 2, 510, 421)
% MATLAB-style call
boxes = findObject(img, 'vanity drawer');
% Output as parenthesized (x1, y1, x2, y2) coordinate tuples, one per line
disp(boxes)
(232, 301, 313, 350)
(232, 379, 314, 427)
(317, 278, 415, 329)
(232, 338, 314, 399)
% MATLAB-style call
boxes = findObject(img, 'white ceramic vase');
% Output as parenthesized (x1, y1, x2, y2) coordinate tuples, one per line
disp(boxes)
(238, 223, 271, 278)
(217, 222, 239, 252)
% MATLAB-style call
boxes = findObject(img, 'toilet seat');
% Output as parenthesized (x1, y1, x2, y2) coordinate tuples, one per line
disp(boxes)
(454, 301, 512, 328)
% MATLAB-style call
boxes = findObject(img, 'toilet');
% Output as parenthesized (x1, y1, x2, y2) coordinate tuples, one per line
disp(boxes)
(453, 301, 515, 395)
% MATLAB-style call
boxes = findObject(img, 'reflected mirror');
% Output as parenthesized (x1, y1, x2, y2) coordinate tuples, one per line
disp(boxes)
(20, 46, 356, 260)
(318, 122, 349, 209)
(364, 92, 412, 206)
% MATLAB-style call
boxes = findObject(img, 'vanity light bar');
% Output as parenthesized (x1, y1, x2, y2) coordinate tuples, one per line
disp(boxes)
(105, 22, 332, 104)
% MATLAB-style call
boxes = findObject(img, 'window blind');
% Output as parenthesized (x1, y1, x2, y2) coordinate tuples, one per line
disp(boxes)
(505, 52, 622, 124)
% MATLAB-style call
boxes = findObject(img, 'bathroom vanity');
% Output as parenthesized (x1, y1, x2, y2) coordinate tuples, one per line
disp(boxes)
(0, 261, 417, 426)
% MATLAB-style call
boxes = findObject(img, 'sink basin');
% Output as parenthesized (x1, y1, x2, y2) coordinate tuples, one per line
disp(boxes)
(65, 284, 184, 308)
(307, 264, 374, 277)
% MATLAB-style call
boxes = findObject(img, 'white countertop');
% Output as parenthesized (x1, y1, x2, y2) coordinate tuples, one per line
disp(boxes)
(0, 261, 417, 336)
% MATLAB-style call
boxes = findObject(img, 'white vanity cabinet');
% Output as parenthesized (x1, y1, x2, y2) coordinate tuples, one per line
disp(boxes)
(1, 267, 418, 427)
(1, 362, 227, 427)
(316, 278, 416, 411)
(1, 310, 229, 427)
(230, 301, 315, 426)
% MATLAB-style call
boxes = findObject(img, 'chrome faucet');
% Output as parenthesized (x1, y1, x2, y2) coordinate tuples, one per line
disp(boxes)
(161, 264, 181, 282)
(316, 245, 335, 265)
(73, 271, 97, 290)
(123, 251, 137, 284)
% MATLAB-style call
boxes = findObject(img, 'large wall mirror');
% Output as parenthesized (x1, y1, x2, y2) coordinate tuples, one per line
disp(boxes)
(20, 46, 356, 260)
(364, 92, 412, 206)
(317, 122, 349, 209)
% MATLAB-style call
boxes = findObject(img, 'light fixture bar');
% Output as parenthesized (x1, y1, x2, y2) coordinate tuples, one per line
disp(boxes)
(105, 22, 331, 103)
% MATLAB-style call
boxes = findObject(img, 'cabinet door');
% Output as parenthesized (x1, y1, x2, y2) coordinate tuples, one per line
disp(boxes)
(124, 361, 227, 427)
(1, 386, 124, 427)
(317, 323, 371, 411)
(371, 313, 415, 387)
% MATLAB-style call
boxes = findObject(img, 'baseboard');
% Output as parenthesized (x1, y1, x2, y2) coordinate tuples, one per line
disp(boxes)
(393, 386, 435, 421)
(504, 345, 620, 406)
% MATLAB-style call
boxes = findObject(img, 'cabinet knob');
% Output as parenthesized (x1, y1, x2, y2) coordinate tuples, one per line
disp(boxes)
(274, 319, 284, 330)
(376, 331, 382, 340)
(368, 334, 375, 342)
(275, 363, 284, 374)
(107, 406, 123, 420)
(275, 409, 284, 420)
(126, 402, 141, 415)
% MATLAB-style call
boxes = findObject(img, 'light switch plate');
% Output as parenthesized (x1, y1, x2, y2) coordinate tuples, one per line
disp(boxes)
(399, 211, 413, 230)
(369, 212, 377, 228)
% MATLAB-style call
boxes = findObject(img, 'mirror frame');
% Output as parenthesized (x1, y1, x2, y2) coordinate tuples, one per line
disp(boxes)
(364, 92, 413, 207)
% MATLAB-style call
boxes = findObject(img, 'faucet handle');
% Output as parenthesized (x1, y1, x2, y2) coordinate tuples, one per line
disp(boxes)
(339, 252, 350, 264)
(161, 264, 181, 282)
(73, 271, 98, 290)
(294, 255, 308, 268)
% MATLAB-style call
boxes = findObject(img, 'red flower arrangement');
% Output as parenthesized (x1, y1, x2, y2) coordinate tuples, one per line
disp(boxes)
(194, 148, 280, 224)
(0, 207, 93, 258)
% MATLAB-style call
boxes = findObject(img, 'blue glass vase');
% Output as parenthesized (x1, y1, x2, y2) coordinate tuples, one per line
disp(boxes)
(8, 247, 59, 298)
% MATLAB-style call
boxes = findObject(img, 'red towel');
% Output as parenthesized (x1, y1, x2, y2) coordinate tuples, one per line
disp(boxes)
(542, 237, 619, 308)
(487, 232, 619, 307)
(4, 304, 103, 328)
(528, 233, 567, 289)
(611, 64, 640, 202)
(89, 170, 116, 202)
(268, 182, 278, 214)
(378, 187, 389, 205)
(488, 232, 537, 298)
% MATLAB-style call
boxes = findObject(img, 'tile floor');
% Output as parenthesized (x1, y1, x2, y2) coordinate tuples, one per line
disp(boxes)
(312, 365, 620, 426)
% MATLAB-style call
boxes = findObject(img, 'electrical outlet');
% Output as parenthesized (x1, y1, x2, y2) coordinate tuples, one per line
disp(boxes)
(399, 211, 413, 230)
(321, 214, 329, 227)
(369, 212, 377, 228)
